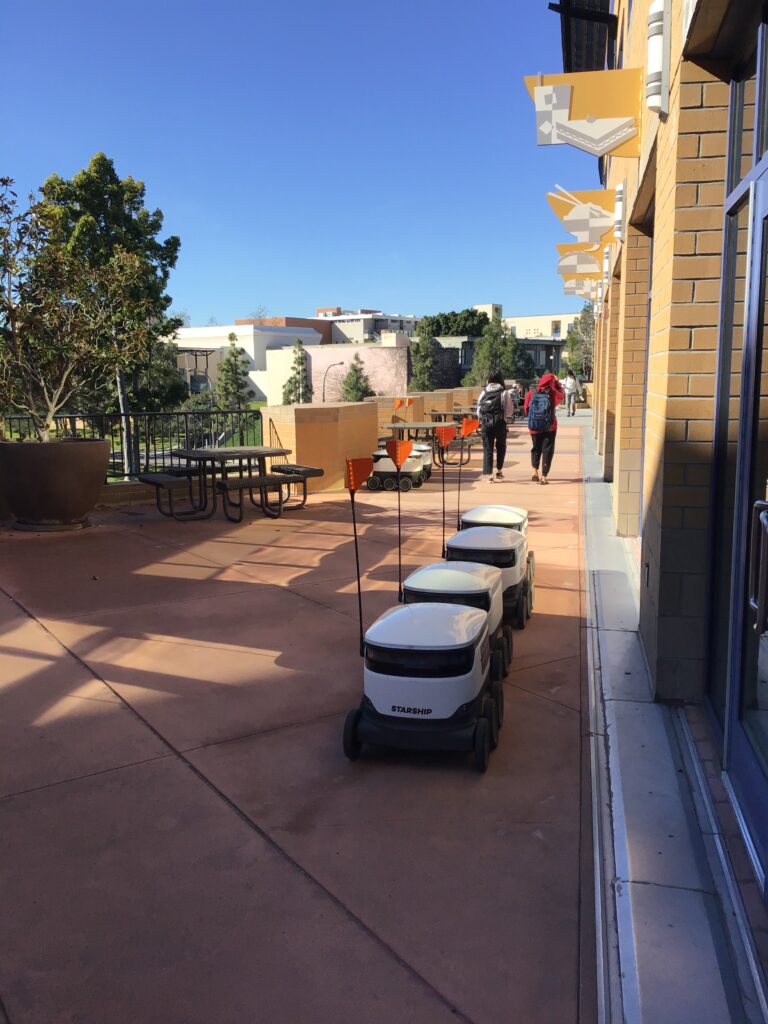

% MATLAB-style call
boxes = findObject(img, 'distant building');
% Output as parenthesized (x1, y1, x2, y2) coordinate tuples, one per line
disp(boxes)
(309, 307, 419, 344)
(503, 312, 580, 376)
(473, 303, 503, 322)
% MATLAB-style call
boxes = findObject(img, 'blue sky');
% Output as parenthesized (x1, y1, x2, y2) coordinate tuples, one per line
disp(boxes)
(5, 0, 599, 323)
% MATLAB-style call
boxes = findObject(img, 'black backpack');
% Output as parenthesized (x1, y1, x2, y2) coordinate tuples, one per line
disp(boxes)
(479, 388, 504, 430)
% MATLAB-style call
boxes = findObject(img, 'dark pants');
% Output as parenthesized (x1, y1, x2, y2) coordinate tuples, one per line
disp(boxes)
(531, 431, 556, 476)
(482, 421, 507, 475)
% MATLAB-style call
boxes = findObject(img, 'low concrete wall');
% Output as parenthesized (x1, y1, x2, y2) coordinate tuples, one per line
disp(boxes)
(365, 394, 425, 435)
(582, 383, 593, 409)
(261, 401, 378, 492)
(310, 345, 408, 404)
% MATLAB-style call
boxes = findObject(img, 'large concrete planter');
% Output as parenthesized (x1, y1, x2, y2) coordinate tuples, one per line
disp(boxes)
(0, 438, 111, 531)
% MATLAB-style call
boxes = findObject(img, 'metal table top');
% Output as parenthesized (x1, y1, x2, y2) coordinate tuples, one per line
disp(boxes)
(173, 446, 291, 462)
(384, 421, 438, 431)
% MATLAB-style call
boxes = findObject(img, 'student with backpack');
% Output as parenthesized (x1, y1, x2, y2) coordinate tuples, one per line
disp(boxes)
(524, 373, 564, 485)
(476, 371, 515, 484)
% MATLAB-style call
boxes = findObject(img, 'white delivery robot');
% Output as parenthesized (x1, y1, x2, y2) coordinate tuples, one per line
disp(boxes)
(460, 503, 528, 535)
(402, 561, 512, 723)
(411, 443, 433, 480)
(343, 603, 499, 771)
(368, 450, 425, 491)
(445, 526, 534, 630)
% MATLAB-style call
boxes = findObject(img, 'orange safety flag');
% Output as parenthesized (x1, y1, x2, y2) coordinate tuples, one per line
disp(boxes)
(393, 399, 404, 410)
(435, 424, 457, 449)
(346, 457, 373, 493)
(461, 417, 479, 438)
(406, 398, 414, 406)
(385, 439, 413, 468)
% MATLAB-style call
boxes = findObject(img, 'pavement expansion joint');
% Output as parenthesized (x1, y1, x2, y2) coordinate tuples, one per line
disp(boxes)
(1, 753, 174, 802)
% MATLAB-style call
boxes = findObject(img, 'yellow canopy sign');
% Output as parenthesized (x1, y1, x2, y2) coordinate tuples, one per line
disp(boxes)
(547, 186, 617, 244)
(524, 69, 642, 158)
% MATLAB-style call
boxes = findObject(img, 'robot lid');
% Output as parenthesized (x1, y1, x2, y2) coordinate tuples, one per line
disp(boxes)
(365, 603, 487, 651)
(446, 526, 526, 554)
(461, 504, 528, 531)
(404, 561, 502, 596)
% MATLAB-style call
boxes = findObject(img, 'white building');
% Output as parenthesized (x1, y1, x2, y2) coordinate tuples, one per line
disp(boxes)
(313, 307, 419, 343)
(503, 312, 582, 376)
(174, 323, 324, 404)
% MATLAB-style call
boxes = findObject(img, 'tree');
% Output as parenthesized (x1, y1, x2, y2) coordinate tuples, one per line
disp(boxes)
(216, 333, 255, 408)
(341, 353, 374, 401)
(564, 302, 595, 379)
(282, 339, 313, 404)
(416, 308, 489, 341)
(409, 335, 439, 391)
(0, 180, 160, 439)
(462, 314, 521, 385)
(36, 153, 181, 466)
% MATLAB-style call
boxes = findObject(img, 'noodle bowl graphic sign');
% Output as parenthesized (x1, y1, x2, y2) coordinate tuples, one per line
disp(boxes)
(524, 69, 642, 159)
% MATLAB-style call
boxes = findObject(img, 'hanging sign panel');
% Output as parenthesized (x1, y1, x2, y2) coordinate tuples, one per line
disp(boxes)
(547, 186, 617, 244)
(556, 241, 603, 276)
(524, 69, 642, 158)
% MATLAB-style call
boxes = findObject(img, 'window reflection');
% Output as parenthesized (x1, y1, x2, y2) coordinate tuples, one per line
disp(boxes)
(741, 221, 768, 770)
(730, 53, 758, 190)
(710, 200, 750, 721)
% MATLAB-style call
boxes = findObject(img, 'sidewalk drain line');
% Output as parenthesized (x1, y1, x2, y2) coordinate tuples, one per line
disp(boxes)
(673, 710, 768, 1023)
(0, 582, 477, 1024)
(581, 429, 636, 1024)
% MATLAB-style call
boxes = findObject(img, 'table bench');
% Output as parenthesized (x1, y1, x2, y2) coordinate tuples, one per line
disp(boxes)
(138, 470, 200, 519)
(272, 464, 325, 510)
(215, 474, 289, 522)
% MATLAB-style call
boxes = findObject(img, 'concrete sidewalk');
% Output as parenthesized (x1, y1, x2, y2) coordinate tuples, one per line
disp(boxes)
(0, 416, 594, 1024)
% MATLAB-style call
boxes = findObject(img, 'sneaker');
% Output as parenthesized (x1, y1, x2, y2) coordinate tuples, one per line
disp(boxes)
(495, 471, 504, 480)
(531, 472, 539, 481)
(485, 475, 495, 484)
(541, 477, 549, 485)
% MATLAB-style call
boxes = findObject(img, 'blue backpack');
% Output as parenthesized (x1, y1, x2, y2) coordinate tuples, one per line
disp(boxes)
(528, 391, 553, 432)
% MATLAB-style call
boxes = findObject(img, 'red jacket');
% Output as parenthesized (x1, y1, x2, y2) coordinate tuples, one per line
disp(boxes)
(524, 373, 564, 434)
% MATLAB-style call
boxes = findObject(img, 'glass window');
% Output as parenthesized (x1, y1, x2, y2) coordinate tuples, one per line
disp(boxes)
(365, 643, 475, 678)
(403, 590, 491, 613)
(740, 220, 768, 770)
(730, 53, 758, 190)
(758, 34, 768, 160)
(709, 199, 750, 722)
(446, 547, 517, 569)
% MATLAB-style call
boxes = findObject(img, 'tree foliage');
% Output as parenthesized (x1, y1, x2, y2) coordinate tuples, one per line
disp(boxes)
(564, 302, 595, 379)
(0, 179, 163, 438)
(37, 153, 181, 345)
(282, 339, 313, 404)
(216, 333, 255, 408)
(416, 308, 489, 341)
(409, 335, 439, 391)
(341, 353, 374, 401)
(462, 315, 522, 386)
(78, 337, 189, 412)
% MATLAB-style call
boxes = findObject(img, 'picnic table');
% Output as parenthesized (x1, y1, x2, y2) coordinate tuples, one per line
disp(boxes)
(384, 420, 476, 467)
(172, 445, 292, 519)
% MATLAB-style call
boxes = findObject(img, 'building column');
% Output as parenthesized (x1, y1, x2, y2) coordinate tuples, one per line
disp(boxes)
(592, 314, 604, 440)
(639, 60, 728, 701)
(612, 229, 652, 536)
(602, 283, 620, 480)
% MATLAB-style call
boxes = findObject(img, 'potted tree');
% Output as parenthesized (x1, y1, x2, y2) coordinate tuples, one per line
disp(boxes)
(0, 178, 158, 529)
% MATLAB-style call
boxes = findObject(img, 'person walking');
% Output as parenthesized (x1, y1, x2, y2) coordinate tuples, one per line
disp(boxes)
(476, 371, 515, 484)
(524, 372, 564, 485)
(560, 368, 581, 417)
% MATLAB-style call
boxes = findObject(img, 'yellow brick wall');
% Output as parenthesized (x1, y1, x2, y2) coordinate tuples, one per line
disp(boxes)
(588, 0, 730, 699)
(261, 402, 379, 492)
(612, 228, 652, 535)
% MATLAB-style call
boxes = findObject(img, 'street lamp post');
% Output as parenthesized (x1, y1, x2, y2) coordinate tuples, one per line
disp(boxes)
(323, 361, 344, 402)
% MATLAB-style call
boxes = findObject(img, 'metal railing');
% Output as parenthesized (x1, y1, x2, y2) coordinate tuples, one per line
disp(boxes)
(2, 409, 263, 480)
